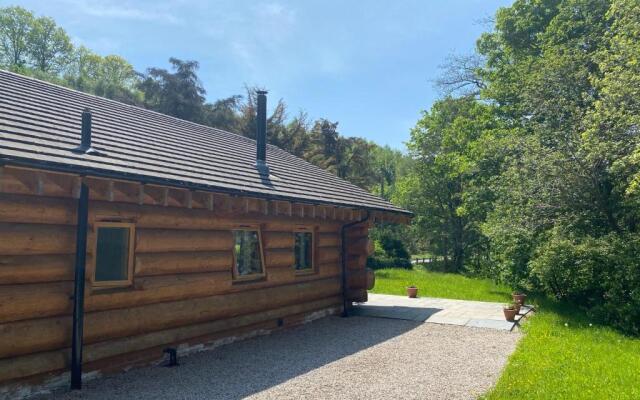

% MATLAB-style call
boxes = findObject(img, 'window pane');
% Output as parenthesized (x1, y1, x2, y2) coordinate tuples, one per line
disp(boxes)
(233, 230, 264, 276)
(295, 232, 313, 270)
(95, 227, 130, 282)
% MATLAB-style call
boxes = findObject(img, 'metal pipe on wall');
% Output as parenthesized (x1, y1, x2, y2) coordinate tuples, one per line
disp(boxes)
(70, 181, 88, 389)
(70, 107, 94, 390)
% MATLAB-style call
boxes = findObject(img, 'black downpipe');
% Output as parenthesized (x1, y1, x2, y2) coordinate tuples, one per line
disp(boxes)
(71, 181, 88, 389)
(71, 108, 93, 390)
(340, 211, 370, 317)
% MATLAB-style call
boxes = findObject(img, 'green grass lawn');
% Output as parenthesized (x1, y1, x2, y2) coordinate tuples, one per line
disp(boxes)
(371, 266, 640, 400)
(370, 266, 512, 302)
(484, 298, 640, 400)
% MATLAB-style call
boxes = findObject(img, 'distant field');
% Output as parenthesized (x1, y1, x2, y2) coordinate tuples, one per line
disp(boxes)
(370, 266, 512, 302)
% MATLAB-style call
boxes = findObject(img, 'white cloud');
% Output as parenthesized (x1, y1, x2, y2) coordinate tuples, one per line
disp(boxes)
(259, 2, 296, 25)
(63, 0, 184, 25)
(193, 2, 305, 83)
(71, 34, 121, 54)
(53, 0, 350, 86)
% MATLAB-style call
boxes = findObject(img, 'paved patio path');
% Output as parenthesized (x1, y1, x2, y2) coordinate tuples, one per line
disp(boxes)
(352, 293, 531, 331)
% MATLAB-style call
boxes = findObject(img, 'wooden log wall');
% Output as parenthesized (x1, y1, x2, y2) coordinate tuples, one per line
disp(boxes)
(0, 165, 386, 393)
(344, 223, 373, 303)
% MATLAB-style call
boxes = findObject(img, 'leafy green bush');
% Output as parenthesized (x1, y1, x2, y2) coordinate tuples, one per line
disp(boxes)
(590, 235, 640, 335)
(528, 233, 640, 335)
(366, 237, 411, 270)
(378, 236, 410, 259)
(483, 220, 538, 292)
(366, 255, 412, 270)
(529, 235, 603, 304)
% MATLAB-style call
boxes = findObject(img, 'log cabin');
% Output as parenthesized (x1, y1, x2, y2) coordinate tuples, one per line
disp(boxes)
(0, 70, 411, 398)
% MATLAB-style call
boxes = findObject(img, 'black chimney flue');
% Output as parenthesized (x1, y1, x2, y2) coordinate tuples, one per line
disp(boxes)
(73, 108, 97, 154)
(255, 90, 269, 174)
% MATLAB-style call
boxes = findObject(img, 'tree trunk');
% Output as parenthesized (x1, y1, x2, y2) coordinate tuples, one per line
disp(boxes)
(451, 216, 465, 272)
(442, 237, 449, 271)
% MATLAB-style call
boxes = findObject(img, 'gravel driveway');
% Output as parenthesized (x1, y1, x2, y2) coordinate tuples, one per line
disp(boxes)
(39, 316, 520, 400)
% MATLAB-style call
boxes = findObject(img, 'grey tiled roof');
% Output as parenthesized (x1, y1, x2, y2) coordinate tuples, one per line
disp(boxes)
(0, 70, 409, 214)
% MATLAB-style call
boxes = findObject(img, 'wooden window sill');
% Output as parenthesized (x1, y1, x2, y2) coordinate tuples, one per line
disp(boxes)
(90, 284, 136, 295)
(295, 269, 316, 276)
(232, 275, 267, 285)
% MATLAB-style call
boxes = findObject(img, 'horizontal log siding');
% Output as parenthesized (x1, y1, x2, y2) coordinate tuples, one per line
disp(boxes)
(0, 296, 341, 383)
(0, 192, 369, 389)
(344, 223, 371, 302)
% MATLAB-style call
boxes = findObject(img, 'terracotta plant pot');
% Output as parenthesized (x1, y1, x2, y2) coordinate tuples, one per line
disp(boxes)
(514, 303, 521, 314)
(407, 286, 418, 298)
(503, 307, 517, 322)
(512, 293, 527, 306)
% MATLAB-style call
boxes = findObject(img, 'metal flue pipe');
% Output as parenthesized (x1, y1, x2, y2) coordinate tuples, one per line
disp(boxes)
(255, 91, 269, 174)
(72, 108, 97, 154)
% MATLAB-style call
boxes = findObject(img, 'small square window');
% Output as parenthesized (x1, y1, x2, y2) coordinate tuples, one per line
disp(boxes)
(294, 231, 314, 272)
(233, 229, 265, 279)
(93, 222, 135, 287)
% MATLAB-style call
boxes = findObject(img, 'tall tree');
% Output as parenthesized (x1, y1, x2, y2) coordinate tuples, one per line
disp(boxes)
(65, 48, 139, 103)
(94, 55, 140, 103)
(0, 6, 34, 69)
(589, 0, 640, 202)
(204, 95, 243, 132)
(399, 97, 500, 272)
(27, 15, 72, 73)
(139, 58, 207, 122)
(371, 145, 406, 199)
(478, 0, 621, 283)
(305, 119, 341, 172)
(280, 112, 311, 157)
(460, 0, 640, 332)
(64, 46, 103, 92)
(434, 53, 486, 98)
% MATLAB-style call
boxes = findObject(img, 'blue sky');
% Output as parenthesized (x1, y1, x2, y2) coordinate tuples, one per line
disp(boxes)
(12, 0, 512, 150)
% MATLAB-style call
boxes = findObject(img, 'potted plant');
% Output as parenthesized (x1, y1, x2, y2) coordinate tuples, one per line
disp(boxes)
(407, 286, 418, 298)
(503, 303, 517, 321)
(513, 302, 521, 314)
(512, 292, 527, 306)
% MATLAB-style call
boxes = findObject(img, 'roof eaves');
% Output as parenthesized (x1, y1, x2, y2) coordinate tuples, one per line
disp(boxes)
(0, 154, 413, 216)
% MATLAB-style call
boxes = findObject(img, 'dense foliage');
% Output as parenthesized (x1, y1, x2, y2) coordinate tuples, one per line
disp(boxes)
(395, 0, 640, 334)
(367, 223, 412, 269)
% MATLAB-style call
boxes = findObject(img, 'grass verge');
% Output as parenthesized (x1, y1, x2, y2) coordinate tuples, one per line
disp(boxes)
(484, 297, 640, 400)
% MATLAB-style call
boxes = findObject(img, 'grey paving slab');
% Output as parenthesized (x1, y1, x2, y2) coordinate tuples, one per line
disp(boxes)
(355, 294, 527, 331)
(467, 319, 516, 330)
(427, 316, 471, 326)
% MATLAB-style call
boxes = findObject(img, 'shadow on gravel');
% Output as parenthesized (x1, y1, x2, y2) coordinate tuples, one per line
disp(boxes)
(351, 304, 443, 322)
(39, 316, 421, 400)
